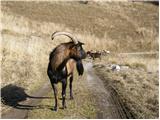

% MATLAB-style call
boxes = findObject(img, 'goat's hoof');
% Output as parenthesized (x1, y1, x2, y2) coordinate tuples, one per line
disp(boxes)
(51, 106, 58, 111)
(62, 106, 67, 109)
(70, 96, 74, 100)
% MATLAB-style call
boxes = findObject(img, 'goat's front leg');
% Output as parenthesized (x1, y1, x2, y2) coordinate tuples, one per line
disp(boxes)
(62, 79, 67, 109)
(69, 75, 74, 100)
(51, 83, 58, 111)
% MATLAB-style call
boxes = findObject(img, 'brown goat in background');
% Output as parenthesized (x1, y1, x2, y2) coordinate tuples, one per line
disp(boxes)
(47, 32, 86, 111)
(87, 51, 101, 60)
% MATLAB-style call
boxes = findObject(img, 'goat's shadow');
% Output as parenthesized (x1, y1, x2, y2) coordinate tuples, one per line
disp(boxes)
(1, 84, 52, 110)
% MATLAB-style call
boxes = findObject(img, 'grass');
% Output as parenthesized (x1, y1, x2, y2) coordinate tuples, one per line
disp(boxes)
(100, 53, 158, 72)
(28, 92, 96, 119)
(1, 1, 158, 52)
(93, 54, 159, 119)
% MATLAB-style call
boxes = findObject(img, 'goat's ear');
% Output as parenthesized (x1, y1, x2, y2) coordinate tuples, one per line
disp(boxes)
(78, 41, 85, 45)
(81, 42, 85, 45)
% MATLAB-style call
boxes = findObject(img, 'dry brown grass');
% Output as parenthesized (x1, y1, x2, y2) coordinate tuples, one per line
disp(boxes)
(100, 53, 159, 72)
(1, 34, 49, 113)
(1, 1, 159, 52)
(93, 54, 159, 118)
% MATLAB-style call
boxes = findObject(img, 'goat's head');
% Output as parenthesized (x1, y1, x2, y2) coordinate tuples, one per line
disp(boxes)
(86, 51, 91, 55)
(51, 31, 87, 61)
(69, 41, 86, 60)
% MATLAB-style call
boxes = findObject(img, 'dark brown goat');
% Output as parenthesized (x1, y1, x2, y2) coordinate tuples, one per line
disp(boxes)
(87, 51, 101, 60)
(47, 31, 86, 111)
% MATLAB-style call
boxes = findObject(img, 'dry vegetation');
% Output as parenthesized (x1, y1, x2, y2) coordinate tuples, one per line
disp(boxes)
(1, 1, 159, 51)
(94, 54, 159, 118)
(1, 1, 159, 118)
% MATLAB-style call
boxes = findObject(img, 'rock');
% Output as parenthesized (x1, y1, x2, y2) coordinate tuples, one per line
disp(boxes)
(111, 64, 121, 71)
(106, 50, 110, 54)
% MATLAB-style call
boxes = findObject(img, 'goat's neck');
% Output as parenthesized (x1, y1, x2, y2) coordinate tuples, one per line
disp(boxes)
(51, 47, 79, 71)
(57, 55, 79, 71)
(50, 49, 70, 71)
(57, 57, 70, 71)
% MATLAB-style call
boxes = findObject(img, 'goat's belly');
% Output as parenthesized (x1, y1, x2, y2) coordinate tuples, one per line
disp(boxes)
(57, 67, 68, 80)
(47, 63, 68, 83)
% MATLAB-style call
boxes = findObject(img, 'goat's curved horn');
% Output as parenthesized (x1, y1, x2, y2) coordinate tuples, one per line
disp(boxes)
(51, 31, 78, 44)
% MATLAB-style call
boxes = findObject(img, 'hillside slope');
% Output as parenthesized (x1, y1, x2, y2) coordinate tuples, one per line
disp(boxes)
(1, 1, 159, 52)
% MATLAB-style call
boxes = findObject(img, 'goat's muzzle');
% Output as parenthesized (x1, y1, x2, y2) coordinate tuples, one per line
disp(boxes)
(80, 51, 87, 59)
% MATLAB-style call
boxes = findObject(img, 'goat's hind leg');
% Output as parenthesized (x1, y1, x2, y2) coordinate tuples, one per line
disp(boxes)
(62, 79, 67, 109)
(69, 75, 74, 100)
(52, 83, 58, 111)
(47, 69, 58, 111)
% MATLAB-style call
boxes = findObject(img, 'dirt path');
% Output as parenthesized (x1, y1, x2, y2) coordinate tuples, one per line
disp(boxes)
(84, 62, 130, 119)
(1, 82, 52, 119)
(2, 62, 131, 119)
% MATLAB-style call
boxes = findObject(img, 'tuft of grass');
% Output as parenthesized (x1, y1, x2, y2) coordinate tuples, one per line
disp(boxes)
(130, 62, 147, 70)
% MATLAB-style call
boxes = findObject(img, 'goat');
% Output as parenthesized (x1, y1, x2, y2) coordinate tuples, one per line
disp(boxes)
(87, 51, 101, 60)
(101, 50, 110, 56)
(47, 31, 86, 111)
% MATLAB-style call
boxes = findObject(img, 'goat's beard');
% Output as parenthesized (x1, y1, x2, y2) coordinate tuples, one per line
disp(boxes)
(76, 60, 84, 76)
